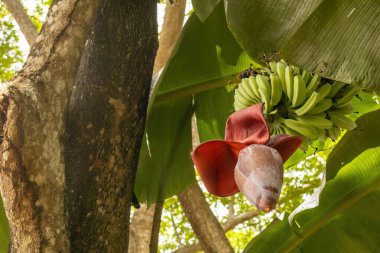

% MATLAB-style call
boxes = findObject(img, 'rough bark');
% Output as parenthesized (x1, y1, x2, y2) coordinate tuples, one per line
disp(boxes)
(2, 0, 38, 46)
(0, 0, 101, 251)
(128, 1, 186, 252)
(178, 183, 234, 253)
(65, 0, 157, 252)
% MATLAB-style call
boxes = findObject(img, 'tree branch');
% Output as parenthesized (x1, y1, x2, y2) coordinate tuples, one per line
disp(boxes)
(153, 0, 186, 74)
(2, 0, 38, 45)
(222, 209, 260, 231)
(174, 209, 259, 253)
(178, 183, 234, 253)
(150, 201, 164, 253)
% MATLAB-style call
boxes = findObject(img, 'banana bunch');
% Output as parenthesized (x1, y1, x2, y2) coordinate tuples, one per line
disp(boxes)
(234, 60, 361, 143)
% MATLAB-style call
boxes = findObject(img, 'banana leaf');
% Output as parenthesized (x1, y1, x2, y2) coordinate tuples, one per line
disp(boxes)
(191, 0, 221, 21)
(225, 0, 380, 93)
(135, 3, 252, 203)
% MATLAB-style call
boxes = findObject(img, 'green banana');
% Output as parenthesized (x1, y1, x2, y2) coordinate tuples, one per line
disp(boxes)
(285, 66, 294, 101)
(291, 65, 301, 75)
(293, 115, 333, 129)
(292, 75, 306, 107)
(306, 74, 321, 97)
(327, 127, 342, 141)
(234, 99, 246, 111)
(315, 83, 332, 103)
(235, 89, 253, 106)
(240, 78, 260, 103)
(276, 62, 287, 95)
(282, 125, 302, 137)
(308, 98, 333, 114)
(248, 76, 262, 99)
(270, 73, 283, 107)
(301, 70, 312, 84)
(269, 61, 277, 73)
(332, 103, 354, 115)
(335, 85, 361, 106)
(328, 111, 357, 130)
(328, 81, 346, 98)
(294, 91, 319, 116)
(280, 118, 320, 139)
(256, 75, 272, 114)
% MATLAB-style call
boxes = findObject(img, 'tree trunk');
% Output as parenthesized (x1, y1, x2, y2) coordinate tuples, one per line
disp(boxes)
(2, 0, 38, 45)
(178, 183, 234, 253)
(128, 1, 186, 252)
(0, 0, 157, 251)
(65, 0, 157, 251)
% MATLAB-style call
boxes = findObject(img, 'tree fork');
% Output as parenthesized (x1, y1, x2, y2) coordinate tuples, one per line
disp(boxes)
(65, 0, 157, 251)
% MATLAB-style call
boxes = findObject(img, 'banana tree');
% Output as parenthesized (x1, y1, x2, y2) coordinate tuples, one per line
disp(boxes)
(135, 0, 380, 251)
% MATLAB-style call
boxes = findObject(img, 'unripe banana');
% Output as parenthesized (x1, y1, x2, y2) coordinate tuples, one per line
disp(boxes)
(256, 75, 272, 114)
(285, 66, 294, 101)
(331, 103, 354, 115)
(328, 81, 346, 98)
(270, 73, 283, 107)
(293, 115, 333, 129)
(235, 84, 255, 105)
(248, 76, 261, 99)
(235, 86, 255, 105)
(301, 70, 312, 84)
(294, 91, 319, 116)
(234, 97, 246, 111)
(328, 111, 357, 130)
(269, 61, 277, 73)
(328, 127, 342, 141)
(276, 62, 287, 94)
(282, 125, 302, 137)
(292, 75, 306, 107)
(234, 60, 359, 144)
(316, 83, 332, 103)
(291, 65, 301, 75)
(279, 118, 320, 139)
(306, 74, 321, 97)
(335, 85, 361, 106)
(307, 98, 333, 114)
(240, 78, 260, 103)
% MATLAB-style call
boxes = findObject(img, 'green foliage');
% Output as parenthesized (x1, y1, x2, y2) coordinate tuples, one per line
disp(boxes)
(225, 0, 380, 93)
(244, 110, 380, 253)
(191, 0, 220, 21)
(0, 2, 23, 82)
(135, 2, 252, 204)
(0, 197, 9, 253)
(24, 0, 52, 31)
(327, 108, 380, 180)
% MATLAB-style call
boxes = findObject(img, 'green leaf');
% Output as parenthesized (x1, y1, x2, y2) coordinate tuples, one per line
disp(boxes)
(154, 2, 252, 104)
(0, 197, 9, 253)
(244, 147, 380, 253)
(136, 3, 252, 203)
(195, 86, 235, 142)
(134, 97, 194, 204)
(326, 109, 380, 180)
(225, 0, 380, 92)
(192, 0, 221, 22)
